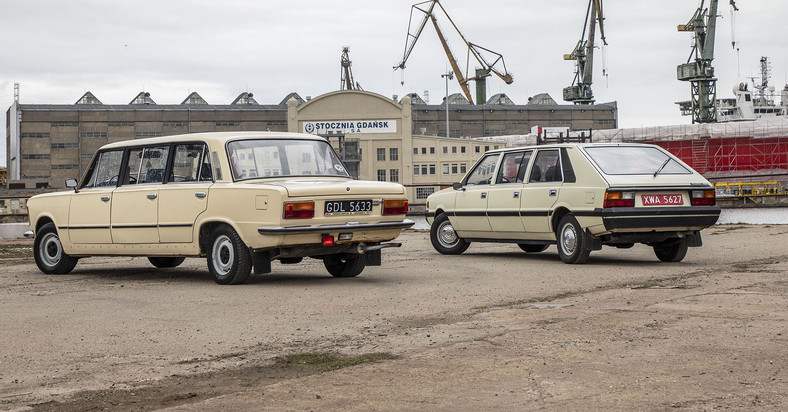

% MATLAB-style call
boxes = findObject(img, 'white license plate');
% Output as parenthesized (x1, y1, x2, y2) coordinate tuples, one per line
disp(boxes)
(641, 194, 684, 206)
(324, 200, 373, 215)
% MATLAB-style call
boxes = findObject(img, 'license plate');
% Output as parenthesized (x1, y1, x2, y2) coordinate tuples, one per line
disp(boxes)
(641, 194, 684, 206)
(324, 199, 373, 215)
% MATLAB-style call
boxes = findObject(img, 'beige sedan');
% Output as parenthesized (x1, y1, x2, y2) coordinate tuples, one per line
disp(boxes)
(27, 132, 412, 284)
(425, 143, 720, 263)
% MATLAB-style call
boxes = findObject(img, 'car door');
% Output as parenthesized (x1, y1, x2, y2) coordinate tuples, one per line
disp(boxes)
(110, 145, 169, 244)
(68, 150, 124, 244)
(486, 150, 532, 234)
(158, 143, 213, 243)
(520, 149, 563, 234)
(452, 153, 500, 233)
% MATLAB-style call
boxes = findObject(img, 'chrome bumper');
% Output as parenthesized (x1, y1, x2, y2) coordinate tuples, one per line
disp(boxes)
(258, 219, 415, 235)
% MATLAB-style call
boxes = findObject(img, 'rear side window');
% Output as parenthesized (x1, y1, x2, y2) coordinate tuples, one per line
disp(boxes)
(585, 146, 691, 175)
(529, 149, 562, 183)
(169, 144, 211, 182)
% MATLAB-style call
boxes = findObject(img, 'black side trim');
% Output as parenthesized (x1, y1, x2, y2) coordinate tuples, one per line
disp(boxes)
(62, 225, 110, 230)
(487, 211, 520, 217)
(519, 211, 550, 217)
(453, 211, 487, 217)
(465, 238, 556, 245)
(158, 223, 193, 228)
(111, 225, 158, 229)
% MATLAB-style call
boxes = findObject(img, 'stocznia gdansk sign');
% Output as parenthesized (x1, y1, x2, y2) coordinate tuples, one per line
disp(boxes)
(303, 120, 397, 135)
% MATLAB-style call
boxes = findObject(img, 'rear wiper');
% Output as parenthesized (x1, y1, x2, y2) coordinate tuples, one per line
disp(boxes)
(653, 158, 671, 177)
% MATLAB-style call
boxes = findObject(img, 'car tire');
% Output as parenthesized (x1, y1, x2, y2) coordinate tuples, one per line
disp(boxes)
(430, 214, 470, 255)
(653, 239, 689, 262)
(33, 222, 79, 275)
(323, 254, 366, 278)
(148, 257, 186, 268)
(518, 244, 549, 253)
(556, 214, 590, 264)
(207, 225, 252, 285)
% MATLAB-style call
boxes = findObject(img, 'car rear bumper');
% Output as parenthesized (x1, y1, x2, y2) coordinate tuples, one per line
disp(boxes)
(594, 206, 721, 231)
(257, 219, 415, 235)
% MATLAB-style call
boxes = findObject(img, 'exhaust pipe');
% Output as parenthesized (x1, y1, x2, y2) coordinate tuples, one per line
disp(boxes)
(355, 242, 402, 254)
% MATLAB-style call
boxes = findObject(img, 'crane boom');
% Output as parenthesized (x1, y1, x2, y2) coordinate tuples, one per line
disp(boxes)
(563, 0, 607, 105)
(394, 0, 513, 105)
(676, 0, 731, 123)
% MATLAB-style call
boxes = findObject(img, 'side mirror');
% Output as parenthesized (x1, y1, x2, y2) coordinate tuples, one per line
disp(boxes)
(65, 179, 78, 192)
(452, 182, 463, 190)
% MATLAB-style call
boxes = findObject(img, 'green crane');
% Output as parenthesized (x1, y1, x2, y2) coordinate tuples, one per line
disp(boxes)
(677, 0, 736, 123)
(563, 0, 607, 105)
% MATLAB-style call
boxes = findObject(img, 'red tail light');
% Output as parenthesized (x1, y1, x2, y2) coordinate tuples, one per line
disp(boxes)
(283, 201, 315, 219)
(382, 199, 408, 215)
(691, 190, 716, 206)
(603, 191, 635, 208)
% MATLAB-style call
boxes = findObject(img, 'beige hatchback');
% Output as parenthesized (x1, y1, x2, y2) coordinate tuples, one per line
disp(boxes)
(26, 132, 413, 284)
(425, 143, 720, 263)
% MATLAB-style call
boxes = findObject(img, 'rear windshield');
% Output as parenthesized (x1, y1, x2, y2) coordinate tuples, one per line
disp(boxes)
(227, 139, 349, 180)
(584, 146, 691, 175)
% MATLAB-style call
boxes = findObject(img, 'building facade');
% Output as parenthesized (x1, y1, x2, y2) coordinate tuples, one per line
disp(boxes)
(6, 89, 616, 205)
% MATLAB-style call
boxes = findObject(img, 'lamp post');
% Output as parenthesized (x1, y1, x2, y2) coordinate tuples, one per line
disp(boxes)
(441, 70, 453, 138)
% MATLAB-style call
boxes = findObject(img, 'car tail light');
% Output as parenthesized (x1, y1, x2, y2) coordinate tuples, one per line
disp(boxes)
(283, 201, 315, 219)
(603, 191, 635, 208)
(691, 190, 716, 206)
(322, 234, 335, 246)
(382, 199, 408, 215)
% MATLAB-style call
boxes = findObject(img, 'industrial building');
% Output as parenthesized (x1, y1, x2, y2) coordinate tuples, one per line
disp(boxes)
(5, 87, 618, 206)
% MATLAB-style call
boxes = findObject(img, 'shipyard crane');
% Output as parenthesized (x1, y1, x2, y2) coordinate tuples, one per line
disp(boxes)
(563, 0, 607, 105)
(340, 47, 363, 91)
(394, 0, 513, 105)
(677, 0, 737, 123)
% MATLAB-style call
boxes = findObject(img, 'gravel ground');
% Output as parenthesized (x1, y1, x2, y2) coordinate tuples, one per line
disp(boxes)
(1, 225, 786, 411)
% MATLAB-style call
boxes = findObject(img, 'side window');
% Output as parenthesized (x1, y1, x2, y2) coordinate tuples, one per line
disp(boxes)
(529, 149, 562, 183)
(128, 145, 169, 184)
(496, 151, 532, 184)
(199, 148, 213, 181)
(170, 144, 207, 182)
(83, 150, 124, 188)
(464, 154, 500, 186)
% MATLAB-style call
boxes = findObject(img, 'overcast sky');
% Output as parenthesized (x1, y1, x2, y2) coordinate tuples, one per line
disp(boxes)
(2, 0, 787, 167)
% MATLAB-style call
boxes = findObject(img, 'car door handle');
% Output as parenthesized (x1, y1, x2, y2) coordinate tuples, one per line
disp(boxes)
(549, 190, 557, 196)
(195, 192, 207, 198)
(480, 192, 487, 199)
(147, 193, 157, 200)
(101, 196, 110, 202)
(513, 191, 520, 198)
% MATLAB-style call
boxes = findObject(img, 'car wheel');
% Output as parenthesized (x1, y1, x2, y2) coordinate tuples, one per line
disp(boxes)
(33, 222, 79, 274)
(653, 239, 689, 262)
(207, 225, 252, 285)
(148, 257, 186, 268)
(556, 214, 590, 264)
(430, 214, 470, 255)
(323, 254, 366, 278)
(518, 243, 549, 253)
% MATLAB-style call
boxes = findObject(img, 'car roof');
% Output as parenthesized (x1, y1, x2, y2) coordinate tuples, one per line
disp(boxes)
(99, 131, 325, 151)
(486, 142, 660, 154)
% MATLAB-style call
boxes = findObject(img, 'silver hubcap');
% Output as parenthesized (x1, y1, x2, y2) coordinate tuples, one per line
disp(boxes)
(438, 220, 459, 247)
(212, 235, 234, 275)
(561, 223, 577, 255)
(40, 232, 63, 267)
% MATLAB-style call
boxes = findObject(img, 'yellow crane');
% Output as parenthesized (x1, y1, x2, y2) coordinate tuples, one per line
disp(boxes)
(394, 0, 513, 105)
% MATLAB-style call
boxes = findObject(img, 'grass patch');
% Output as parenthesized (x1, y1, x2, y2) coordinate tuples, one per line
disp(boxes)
(276, 352, 394, 371)
(0, 244, 33, 259)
